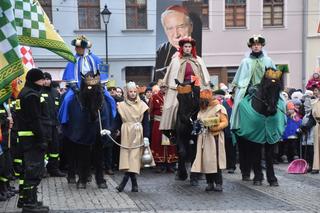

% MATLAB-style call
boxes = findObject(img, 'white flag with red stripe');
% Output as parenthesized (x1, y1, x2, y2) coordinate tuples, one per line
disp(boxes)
(11, 46, 36, 98)
(20, 46, 35, 69)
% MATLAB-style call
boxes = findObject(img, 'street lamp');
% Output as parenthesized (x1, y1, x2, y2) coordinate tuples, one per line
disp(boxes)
(101, 4, 111, 64)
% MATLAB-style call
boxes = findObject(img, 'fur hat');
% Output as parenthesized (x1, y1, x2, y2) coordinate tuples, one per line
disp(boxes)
(247, 34, 265, 47)
(26, 68, 44, 83)
(71, 35, 92, 48)
(126, 81, 137, 90)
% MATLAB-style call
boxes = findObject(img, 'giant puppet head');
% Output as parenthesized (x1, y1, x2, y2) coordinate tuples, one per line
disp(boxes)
(79, 71, 103, 121)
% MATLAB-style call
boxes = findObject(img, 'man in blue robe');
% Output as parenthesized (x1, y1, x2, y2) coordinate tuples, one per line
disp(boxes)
(59, 35, 116, 124)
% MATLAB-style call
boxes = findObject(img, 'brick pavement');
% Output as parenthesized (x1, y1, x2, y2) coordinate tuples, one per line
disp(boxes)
(0, 164, 319, 213)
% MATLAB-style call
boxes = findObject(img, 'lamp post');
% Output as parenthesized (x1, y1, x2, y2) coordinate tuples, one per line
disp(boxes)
(101, 4, 111, 64)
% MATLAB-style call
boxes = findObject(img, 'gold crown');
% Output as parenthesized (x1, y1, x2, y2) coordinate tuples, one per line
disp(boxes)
(265, 68, 282, 80)
(177, 85, 192, 94)
(84, 74, 100, 86)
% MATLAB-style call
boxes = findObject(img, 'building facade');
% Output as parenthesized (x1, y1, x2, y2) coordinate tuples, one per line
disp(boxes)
(201, 0, 304, 89)
(33, 0, 306, 89)
(305, 0, 320, 85)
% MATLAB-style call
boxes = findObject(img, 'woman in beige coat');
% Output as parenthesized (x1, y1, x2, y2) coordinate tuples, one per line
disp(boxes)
(191, 89, 228, 191)
(113, 81, 154, 192)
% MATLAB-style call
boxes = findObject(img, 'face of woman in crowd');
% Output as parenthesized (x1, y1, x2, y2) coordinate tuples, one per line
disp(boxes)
(127, 88, 137, 100)
(116, 88, 123, 97)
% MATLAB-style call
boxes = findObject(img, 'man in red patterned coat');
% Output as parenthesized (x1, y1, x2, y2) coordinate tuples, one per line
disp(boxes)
(150, 81, 178, 173)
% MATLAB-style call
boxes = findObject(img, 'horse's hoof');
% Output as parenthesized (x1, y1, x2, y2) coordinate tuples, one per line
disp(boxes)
(269, 181, 279, 187)
(253, 180, 262, 186)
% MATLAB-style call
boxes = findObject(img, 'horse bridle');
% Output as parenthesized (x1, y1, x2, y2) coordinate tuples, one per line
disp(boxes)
(252, 94, 286, 115)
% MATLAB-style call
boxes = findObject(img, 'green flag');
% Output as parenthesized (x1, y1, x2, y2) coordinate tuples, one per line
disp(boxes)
(0, 0, 24, 103)
(15, 0, 75, 62)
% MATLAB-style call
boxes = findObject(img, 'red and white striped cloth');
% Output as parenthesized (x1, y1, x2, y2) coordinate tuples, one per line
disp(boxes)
(20, 46, 35, 69)
(11, 46, 36, 98)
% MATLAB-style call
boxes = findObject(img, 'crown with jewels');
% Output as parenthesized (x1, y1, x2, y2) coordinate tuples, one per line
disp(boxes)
(84, 74, 100, 86)
(265, 68, 282, 80)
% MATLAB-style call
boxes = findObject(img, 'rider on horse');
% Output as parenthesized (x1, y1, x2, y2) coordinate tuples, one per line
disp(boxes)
(230, 35, 285, 186)
(159, 37, 210, 138)
(230, 34, 277, 132)
(159, 37, 210, 185)
(59, 35, 116, 124)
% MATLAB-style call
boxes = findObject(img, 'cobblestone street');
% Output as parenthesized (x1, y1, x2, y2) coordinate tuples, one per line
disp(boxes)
(1, 164, 319, 213)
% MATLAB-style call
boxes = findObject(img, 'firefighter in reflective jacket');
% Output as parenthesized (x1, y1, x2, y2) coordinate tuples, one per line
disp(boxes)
(41, 72, 65, 177)
(15, 68, 49, 212)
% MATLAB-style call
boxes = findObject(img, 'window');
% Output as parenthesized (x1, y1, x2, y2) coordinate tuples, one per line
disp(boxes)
(126, 0, 147, 29)
(38, 0, 52, 22)
(200, 0, 209, 28)
(183, 0, 209, 29)
(125, 66, 152, 85)
(225, 0, 246, 28)
(78, 0, 100, 29)
(263, 0, 284, 27)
